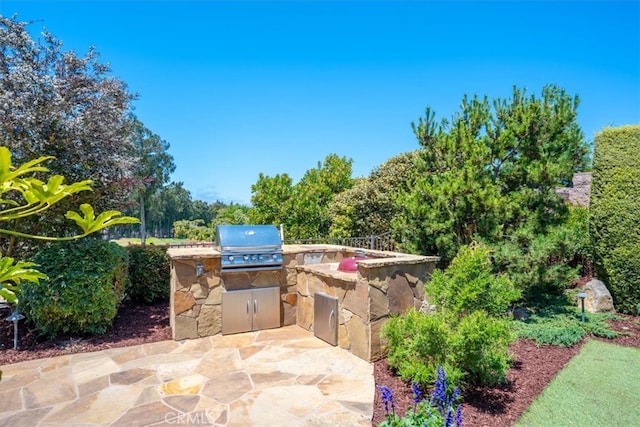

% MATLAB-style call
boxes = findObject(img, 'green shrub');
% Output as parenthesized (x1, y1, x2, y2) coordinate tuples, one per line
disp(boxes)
(19, 239, 129, 338)
(126, 245, 170, 304)
(172, 219, 215, 241)
(451, 310, 514, 386)
(383, 309, 461, 386)
(491, 206, 590, 302)
(383, 308, 514, 388)
(382, 243, 518, 387)
(428, 243, 520, 316)
(590, 125, 640, 313)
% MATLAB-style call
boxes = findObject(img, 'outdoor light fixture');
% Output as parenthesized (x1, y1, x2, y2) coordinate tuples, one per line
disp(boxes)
(195, 261, 205, 277)
(5, 311, 25, 350)
(577, 291, 587, 323)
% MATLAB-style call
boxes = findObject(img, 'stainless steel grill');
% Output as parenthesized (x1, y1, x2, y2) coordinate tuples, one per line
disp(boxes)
(215, 224, 283, 272)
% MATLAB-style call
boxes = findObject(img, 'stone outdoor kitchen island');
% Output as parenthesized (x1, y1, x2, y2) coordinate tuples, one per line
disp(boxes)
(167, 244, 438, 362)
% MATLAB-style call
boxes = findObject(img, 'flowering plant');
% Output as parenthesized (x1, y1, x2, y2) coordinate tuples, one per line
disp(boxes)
(378, 366, 463, 427)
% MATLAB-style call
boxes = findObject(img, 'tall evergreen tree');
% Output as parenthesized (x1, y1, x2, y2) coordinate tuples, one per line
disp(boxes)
(394, 85, 589, 264)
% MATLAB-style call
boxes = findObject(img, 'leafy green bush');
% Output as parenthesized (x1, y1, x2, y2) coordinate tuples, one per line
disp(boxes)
(451, 310, 514, 385)
(19, 239, 129, 337)
(172, 219, 215, 241)
(383, 308, 514, 387)
(491, 206, 590, 302)
(126, 245, 170, 304)
(590, 125, 640, 313)
(429, 243, 520, 316)
(383, 309, 461, 386)
(382, 243, 519, 387)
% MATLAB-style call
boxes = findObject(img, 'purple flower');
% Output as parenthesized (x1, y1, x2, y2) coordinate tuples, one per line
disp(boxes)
(431, 366, 448, 410)
(455, 404, 464, 427)
(378, 385, 396, 415)
(448, 385, 461, 407)
(411, 381, 423, 406)
(445, 408, 454, 427)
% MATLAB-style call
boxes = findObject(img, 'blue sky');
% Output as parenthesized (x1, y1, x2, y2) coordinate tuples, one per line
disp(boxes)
(2, 1, 639, 205)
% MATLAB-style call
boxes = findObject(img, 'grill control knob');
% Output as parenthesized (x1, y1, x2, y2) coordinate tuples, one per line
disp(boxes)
(228, 256, 234, 262)
(272, 254, 278, 259)
(243, 255, 249, 261)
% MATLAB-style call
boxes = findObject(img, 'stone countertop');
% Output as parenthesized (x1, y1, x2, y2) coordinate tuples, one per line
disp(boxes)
(166, 243, 440, 266)
(296, 254, 439, 271)
(165, 243, 349, 259)
(283, 243, 439, 262)
(296, 262, 359, 281)
(166, 245, 219, 259)
(165, 244, 339, 259)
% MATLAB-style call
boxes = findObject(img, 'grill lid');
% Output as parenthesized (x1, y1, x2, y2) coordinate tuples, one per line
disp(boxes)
(215, 225, 283, 272)
(215, 224, 282, 251)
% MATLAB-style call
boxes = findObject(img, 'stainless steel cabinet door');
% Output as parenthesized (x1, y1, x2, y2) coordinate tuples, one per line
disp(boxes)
(222, 287, 280, 334)
(222, 289, 252, 335)
(252, 287, 280, 331)
(314, 292, 338, 346)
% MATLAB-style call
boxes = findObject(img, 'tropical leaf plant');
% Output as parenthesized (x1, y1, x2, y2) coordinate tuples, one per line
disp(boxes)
(0, 146, 139, 304)
(0, 257, 47, 304)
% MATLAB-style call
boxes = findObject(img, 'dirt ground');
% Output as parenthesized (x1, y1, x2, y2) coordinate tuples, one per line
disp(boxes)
(1, 302, 639, 426)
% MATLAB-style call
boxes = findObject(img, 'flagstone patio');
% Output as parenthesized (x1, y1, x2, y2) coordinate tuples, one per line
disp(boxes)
(0, 325, 374, 426)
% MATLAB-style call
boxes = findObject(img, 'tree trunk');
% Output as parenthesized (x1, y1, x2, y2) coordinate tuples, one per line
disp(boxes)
(140, 192, 146, 246)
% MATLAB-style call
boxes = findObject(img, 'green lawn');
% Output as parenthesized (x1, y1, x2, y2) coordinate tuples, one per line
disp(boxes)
(515, 339, 640, 426)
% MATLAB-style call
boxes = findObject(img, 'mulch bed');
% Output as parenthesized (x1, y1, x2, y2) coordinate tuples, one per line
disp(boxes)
(1, 302, 639, 426)
(0, 301, 171, 365)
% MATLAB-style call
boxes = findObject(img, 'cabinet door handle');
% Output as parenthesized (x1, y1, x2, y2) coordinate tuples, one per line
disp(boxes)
(254, 299, 258, 315)
(246, 300, 250, 315)
(329, 310, 336, 332)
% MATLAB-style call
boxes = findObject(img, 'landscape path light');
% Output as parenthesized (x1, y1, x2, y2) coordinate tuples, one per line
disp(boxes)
(577, 291, 587, 323)
(5, 310, 25, 349)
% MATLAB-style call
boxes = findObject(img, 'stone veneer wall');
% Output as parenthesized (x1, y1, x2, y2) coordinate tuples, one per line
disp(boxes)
(168, 245, 438, 361)
(168, 247, 297, 341)
(296, 252, 438, 363)
(170, 254, 222, 340)
(168, 245, 344, 341)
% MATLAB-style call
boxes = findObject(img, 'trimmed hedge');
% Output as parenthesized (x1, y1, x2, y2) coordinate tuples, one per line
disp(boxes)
(19, 239, 129, 337)
(126, 245, 170, 304)
(589, 125, 640, 313)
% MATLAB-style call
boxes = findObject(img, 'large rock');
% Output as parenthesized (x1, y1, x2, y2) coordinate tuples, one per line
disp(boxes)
(581, 279, 615, 313)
